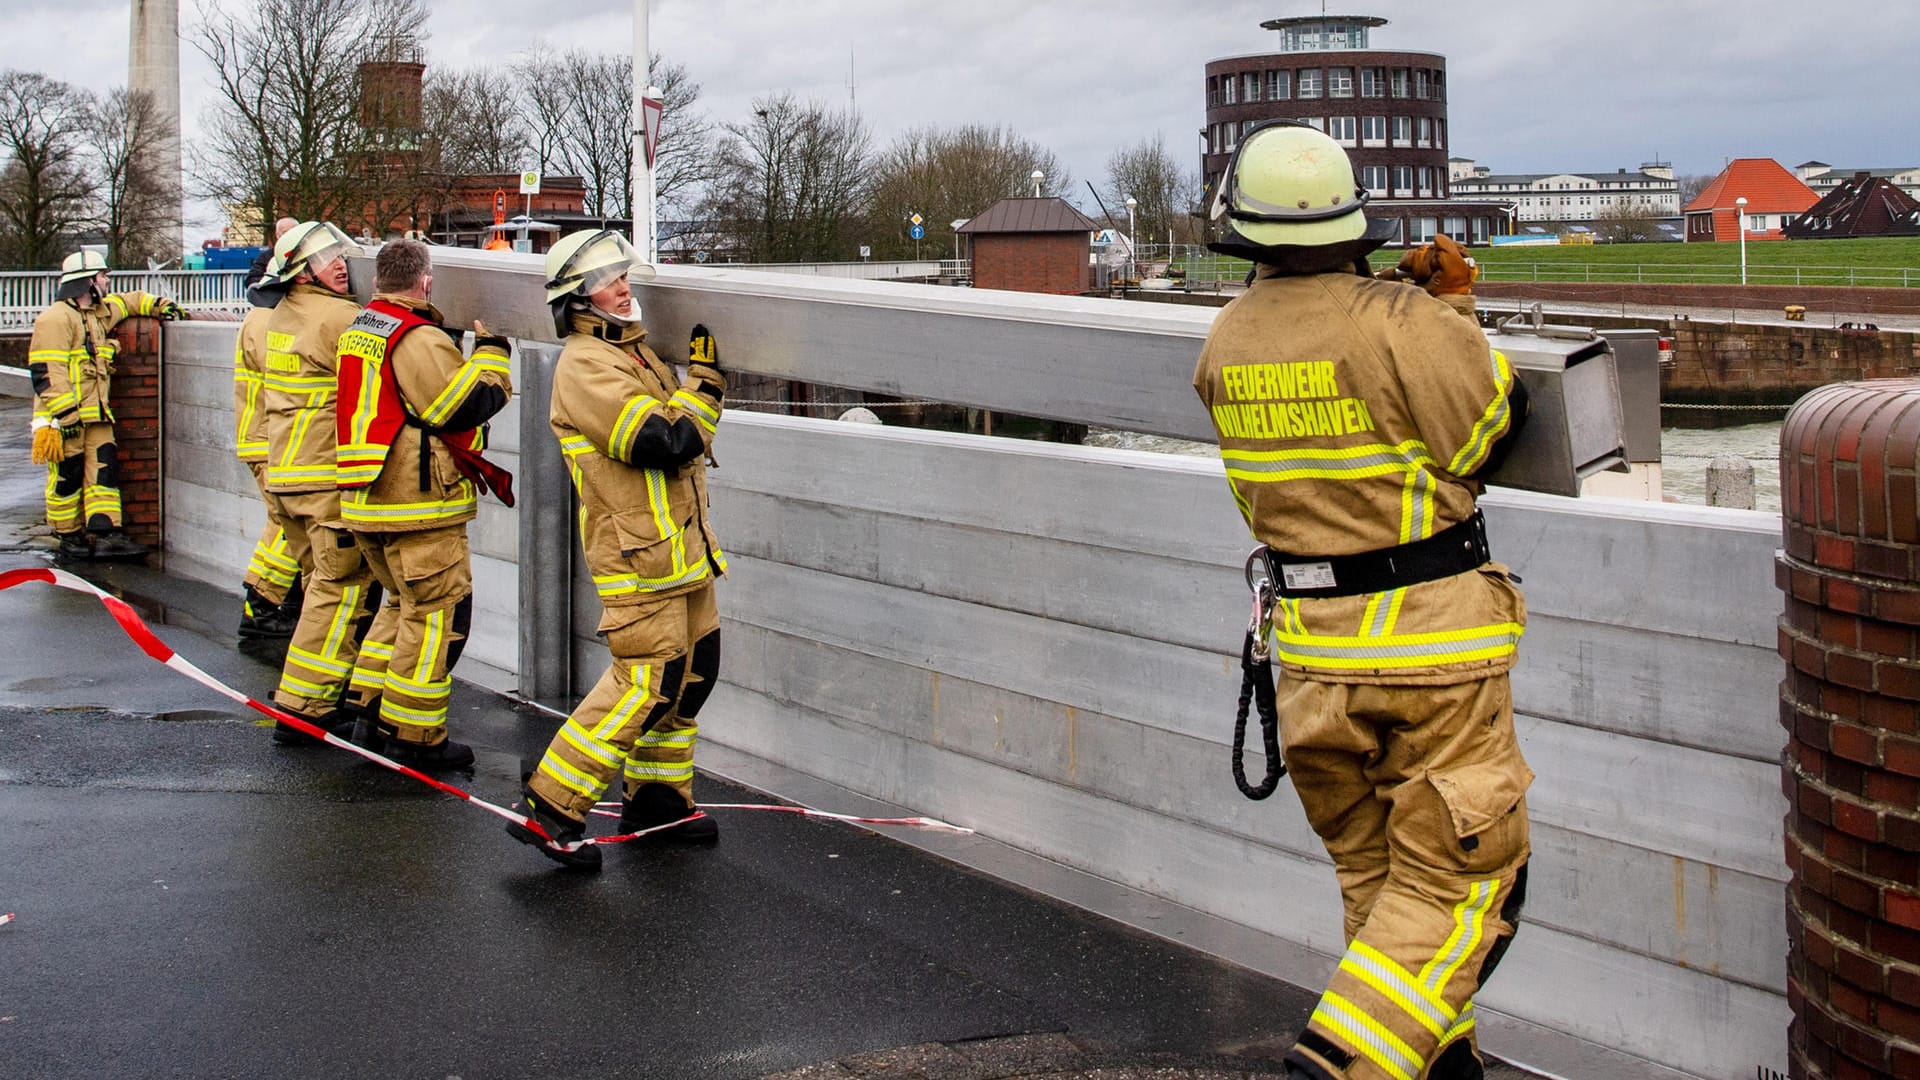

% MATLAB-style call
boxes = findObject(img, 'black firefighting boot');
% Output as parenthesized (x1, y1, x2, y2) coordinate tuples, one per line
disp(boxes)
(239, 585, 298, 639)
(54, 532, 92, 559)
(89, 530, 149, 561)
(270, 704, 355, 746)
(1427, 1039, 1485, 1080)
(507, 779, 603, 872)
(619, 782, 719, 844)
(348, 698, 385, 752)
(381, 734, 475, 773)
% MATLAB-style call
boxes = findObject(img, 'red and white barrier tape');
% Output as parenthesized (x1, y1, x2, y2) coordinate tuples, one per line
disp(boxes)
(592, 801, 972, 833)
(0, 567, 971, 850)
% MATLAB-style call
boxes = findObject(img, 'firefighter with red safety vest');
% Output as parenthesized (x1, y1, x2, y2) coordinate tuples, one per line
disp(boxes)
(27, 250, 185, 560)
(332, 238, 513, 772)
(509, 229, 726, 871)
(234, 246, 305, 639)
(257, 221, 390, 744)
(1193, 121, 1533, 1080)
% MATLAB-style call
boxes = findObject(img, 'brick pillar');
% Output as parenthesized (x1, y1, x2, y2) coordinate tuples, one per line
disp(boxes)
(107, 317, 163, 551)
(1777, 379, 1920, 1080)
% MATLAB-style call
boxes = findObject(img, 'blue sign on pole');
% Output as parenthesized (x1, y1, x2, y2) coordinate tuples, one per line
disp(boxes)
(909, 224, 926, 240)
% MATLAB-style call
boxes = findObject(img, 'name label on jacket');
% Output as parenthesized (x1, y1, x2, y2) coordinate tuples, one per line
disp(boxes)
(1212, 359, 1377, 441)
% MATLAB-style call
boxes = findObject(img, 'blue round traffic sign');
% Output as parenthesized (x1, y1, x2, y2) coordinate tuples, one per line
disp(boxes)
(910, 224, 926, 240)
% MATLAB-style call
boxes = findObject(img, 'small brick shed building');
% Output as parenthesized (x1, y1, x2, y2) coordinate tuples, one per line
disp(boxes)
(958, 198, 1100, 295)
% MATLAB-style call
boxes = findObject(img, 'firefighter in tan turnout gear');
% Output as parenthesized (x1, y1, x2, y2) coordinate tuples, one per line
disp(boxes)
(258, 222, 389, 744)
(27, 250, 185, 560)
(233, 249, 306, 638)
(510, 229, 727, 871)
(1193, 122, 1533, 1080)
(333, 238, 514, 772)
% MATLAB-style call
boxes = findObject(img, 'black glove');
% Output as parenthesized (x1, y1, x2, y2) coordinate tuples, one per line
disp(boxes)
(688, 324, 720, 371)
(471, 319, 510, 355)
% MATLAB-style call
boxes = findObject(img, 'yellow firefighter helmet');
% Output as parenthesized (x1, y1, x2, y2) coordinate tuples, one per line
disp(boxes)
(264, 221, 360, 287)
(543, 229, 654, 334)
(1211, 120, 1371, 249)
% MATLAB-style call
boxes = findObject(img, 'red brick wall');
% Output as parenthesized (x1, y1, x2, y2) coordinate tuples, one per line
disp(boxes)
(972, 234, 1090, 295)
(1474, 282, 1920, 319)
(1777, 380, 1920, 1079)
(108, 318, 163, 550)
(1662, 323, 1920, 406)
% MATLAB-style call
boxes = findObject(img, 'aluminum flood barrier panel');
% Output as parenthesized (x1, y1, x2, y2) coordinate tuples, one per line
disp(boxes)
(159, 256, 1789, 1080)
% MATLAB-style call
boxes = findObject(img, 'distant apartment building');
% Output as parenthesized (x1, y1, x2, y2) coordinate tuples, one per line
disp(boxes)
(1796, 161, 1920, 201)
(1200, 14, 1511, 246)
(1447, 160, 1680, 230)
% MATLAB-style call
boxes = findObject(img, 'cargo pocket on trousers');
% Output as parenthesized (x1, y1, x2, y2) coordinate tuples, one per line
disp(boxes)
(610, 510, 682, 587)
(1427, 753, 1533, 872)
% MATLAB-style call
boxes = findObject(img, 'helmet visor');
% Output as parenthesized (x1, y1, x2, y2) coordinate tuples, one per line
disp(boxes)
(547, 230, 653, 297)
(299, 223, 362, 275)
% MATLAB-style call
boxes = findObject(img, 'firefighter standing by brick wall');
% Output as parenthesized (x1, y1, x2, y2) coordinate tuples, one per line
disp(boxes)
(333, 238, 513, 773)
(233, 249, 306, 638)
(509, 229, 727, 871)
(1193, 122, 1533, 1080)
(257, 222, 389, 743)
(27, 250, 184, 560)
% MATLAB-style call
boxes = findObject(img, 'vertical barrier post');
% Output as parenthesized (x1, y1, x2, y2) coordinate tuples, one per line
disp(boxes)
(516, 341, 572, 707)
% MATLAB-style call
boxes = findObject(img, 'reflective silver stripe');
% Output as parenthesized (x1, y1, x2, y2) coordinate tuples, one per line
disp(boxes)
(1277, 627, 1522, 662)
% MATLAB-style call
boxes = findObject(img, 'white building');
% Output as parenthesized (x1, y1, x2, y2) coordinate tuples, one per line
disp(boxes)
(1447, 159, 1681, 228)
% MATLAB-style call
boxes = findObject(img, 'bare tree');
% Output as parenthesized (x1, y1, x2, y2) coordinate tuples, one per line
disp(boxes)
(87, 87, 183, 268)
(1102, 134, 1202, 249)
(705, 94, 871, 262)
(866, 124, 1068, 259)
(425, 68, 528, 177)
(649, 56, 715, 218)
(0, 70, 95, 268)
(191, 0, 428, 234)
(1593, 201, 1665, 244)
(1677, 173, 1715, 207)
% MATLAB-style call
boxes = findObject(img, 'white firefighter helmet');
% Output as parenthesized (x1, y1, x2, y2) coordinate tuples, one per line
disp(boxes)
(1211, 120, 1373, 249)
(55, 249, 109, 301)
(543, 229, 654, 334)
(265, 221, 360, 288)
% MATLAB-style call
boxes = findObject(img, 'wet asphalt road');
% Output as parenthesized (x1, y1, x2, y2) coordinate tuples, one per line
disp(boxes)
(0, 392, 1314, 1080)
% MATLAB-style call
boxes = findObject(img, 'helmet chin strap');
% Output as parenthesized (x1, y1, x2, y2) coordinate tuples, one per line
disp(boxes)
(590, 302, 640, 326)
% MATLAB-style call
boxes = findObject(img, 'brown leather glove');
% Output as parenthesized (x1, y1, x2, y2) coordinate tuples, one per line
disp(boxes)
(1383, 244, 1438, 286)
(1424, 235, 1476, 296)
(30, 423, 63, 465)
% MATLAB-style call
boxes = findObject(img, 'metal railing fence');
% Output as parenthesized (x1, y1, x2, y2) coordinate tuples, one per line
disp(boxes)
(0, 270, 251, 330)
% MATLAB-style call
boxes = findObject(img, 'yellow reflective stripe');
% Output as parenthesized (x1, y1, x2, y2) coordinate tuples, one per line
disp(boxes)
(625, 760, 694, 781)
(1423, 879, 1500, 993)
(1272, 623, 1523, 671)
(27, 349, 67, 363)
(358, 641, 394, 662)
(262, 372, 335, 391)
(349, 668, 388, 692)
(560, 435, 596, 456)
(593, 665, 651, 741)
(646, 469, 674, 543)
(1341, 940, 1455, 1039)
(636, 724, 697, 749)
(379, 698, 447, 726)
(318, 584, 362, 666)
(285, 644, 351, 678)
(1362, 588, 1406, 637)
(384, 668, 450, 700)
(670, 389, 718, 433)
(470, 350, 510, 375)
(1441, 1002, 1476, 1044)
(560, 719, 624, 770)
(592, 560, 711, 597)
(415, 609, 443, 683)
(1313, 992, 1422, 1080)
(276, 672, 334, 697)
(536, 749, 606, 800)
(419, 362, 482, 428)
(1447, 350, 1514, 476)
(341, 490, 477, 524)
(610, 396, 659, 460)
(348, 352, 382, 448)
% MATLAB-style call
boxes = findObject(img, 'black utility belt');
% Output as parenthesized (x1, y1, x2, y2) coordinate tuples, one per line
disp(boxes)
(1268, 511, 1491, 599)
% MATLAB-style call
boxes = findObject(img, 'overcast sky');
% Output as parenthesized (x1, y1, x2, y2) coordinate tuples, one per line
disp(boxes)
(7, 0, 1914, 240)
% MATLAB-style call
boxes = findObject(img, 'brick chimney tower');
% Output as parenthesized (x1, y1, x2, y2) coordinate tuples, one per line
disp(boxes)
(128, 0, 183, 259)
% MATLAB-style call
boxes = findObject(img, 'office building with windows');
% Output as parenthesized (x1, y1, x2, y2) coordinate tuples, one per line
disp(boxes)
(1201, 14, 1512, 246)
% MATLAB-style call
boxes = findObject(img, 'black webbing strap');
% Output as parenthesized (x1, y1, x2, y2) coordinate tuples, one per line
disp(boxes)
(1269, 510, 1491, 599)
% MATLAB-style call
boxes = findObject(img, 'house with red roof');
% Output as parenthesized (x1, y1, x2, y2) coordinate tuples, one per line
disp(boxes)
(1682, 158, 1818, 242)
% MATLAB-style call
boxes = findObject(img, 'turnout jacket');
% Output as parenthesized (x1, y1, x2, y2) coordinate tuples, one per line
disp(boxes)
(335, 293, 514, 532)
(1193, 267, 1526, 685)
(262, 284, 360, 495)
(232, 305, 274, 462)
(28, 292, 164, 428)
(551, 309, 726, 607)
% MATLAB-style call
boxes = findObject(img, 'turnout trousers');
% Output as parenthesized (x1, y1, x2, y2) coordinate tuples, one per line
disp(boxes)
(1278, 673, 1531, 1080)
(352, 524, 473, 748)
(243, 462, 306, 607)
(529, 582, 721, 821)
(44, 422, 121, 534)
(266, 490, 388, 718)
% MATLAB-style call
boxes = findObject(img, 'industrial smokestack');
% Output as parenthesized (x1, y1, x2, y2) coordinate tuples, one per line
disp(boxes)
(128, 0, 183, 258)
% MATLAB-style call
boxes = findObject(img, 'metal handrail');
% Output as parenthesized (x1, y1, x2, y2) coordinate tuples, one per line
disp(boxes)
(0, 270, 251, 329)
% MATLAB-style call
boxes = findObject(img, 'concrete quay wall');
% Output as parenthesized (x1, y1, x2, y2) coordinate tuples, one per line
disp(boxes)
(157, 265, 1790, 1080)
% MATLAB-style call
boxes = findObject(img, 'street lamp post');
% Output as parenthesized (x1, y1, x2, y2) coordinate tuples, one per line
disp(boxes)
(1125, 195, 1137, 278)
(1735, 196, 1749, 285)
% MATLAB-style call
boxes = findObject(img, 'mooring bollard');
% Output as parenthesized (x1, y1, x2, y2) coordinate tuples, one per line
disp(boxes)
(1705, 455, 1757, 509)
